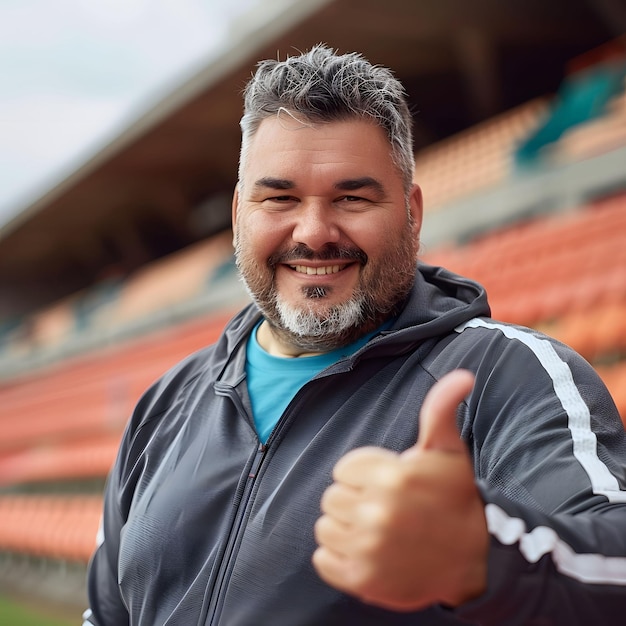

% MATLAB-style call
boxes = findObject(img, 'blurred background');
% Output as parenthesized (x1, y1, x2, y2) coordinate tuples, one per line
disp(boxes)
(0, 0, 625, 622)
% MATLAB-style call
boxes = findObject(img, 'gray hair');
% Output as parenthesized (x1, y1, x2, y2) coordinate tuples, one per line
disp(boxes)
(238, 44, 415, 194)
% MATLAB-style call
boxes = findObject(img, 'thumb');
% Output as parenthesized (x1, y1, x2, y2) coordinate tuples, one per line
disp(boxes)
(413, 369, 475, 454)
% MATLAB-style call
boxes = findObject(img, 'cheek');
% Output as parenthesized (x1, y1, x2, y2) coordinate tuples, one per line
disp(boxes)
(344, 209, 407, 248)
(239, 214, 290, 259)
(351, 223, 398, 259)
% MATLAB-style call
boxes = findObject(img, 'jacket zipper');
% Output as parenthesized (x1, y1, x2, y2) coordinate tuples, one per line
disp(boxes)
(202, 440, 267, 625)
(201, 373, 344, 625)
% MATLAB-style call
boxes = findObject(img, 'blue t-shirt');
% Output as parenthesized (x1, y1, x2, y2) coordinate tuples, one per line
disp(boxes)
(246, 321, 391, 442)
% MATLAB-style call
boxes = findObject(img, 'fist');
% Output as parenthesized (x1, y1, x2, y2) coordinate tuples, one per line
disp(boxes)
(312, 370, 488, 611)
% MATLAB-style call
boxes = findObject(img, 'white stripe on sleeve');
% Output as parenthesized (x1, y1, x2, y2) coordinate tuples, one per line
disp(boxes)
(486, 503, 626, 584)
(455, 318, 626, 504)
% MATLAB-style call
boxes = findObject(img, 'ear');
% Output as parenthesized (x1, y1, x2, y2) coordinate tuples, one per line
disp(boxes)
(409, 183, 423, 242)
(231, 185, 239, 247)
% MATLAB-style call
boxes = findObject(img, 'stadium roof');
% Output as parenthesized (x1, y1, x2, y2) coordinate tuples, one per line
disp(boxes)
(1, 0, 624, 317)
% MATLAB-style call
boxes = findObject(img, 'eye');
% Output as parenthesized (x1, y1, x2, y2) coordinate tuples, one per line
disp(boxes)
(261, 195, 299, 211)
(265, 195, 296, 203)
(336, 195, 373, 210)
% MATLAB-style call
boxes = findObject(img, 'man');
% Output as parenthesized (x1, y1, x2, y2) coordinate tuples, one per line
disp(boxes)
(84, 45, 626, 625)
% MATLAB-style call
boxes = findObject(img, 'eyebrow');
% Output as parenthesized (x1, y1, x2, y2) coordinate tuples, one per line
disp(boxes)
(252, 176, 386, 195)
(335, 177, 385, 195)
(254, 177, 294, 190)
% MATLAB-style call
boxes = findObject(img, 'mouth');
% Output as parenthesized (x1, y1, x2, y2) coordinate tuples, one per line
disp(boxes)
(289, 264, 346, 276)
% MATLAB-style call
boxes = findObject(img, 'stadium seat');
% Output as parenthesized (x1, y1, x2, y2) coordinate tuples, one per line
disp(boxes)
(0, 495, 102, 563)
(95, 231, 235, 330)
(415, 99, 549, 209)
(0, 434, 122, 486)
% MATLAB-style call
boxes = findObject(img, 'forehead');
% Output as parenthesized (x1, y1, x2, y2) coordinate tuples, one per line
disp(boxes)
(242, 115, 398, 184)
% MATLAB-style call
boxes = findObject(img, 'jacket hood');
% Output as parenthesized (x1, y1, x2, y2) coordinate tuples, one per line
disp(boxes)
(395, 262, 490, 332)
(357, 261, 490, 358)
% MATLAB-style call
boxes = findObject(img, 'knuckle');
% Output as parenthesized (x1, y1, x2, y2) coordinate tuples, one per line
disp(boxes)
(313, 515, 326, 541)
(319, 487, 334, 513)
(321, 483, 350, 514)
(377, 463, 410, 493)
(359, 500, 393, 529)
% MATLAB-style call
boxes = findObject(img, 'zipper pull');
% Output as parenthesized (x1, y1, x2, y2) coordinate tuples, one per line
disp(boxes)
(248, 442, 267, 479)
(232, 442, 268, 508)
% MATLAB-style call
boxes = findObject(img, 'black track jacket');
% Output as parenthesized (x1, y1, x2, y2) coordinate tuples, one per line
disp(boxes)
(85, 264, 626, 625)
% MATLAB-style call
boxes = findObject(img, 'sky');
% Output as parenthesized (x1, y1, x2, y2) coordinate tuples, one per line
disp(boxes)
(0, 0, 257, 228)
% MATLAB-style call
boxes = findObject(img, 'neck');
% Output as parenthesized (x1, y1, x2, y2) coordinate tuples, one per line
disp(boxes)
(256, 320, 328, 358)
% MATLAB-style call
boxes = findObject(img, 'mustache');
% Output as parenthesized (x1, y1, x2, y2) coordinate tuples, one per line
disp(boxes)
(269, 244, 368, 267)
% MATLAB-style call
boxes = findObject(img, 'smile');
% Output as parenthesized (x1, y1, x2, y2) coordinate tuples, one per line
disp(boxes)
(290, 264, 345, 276)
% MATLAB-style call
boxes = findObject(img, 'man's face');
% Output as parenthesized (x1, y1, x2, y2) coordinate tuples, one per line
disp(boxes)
(233, 115, 422, 354)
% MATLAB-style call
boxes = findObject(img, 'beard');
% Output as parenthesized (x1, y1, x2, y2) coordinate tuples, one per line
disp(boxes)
(234, 222, 418, 352)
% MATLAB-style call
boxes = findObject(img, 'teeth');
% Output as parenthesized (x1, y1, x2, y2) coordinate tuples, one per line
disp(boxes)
(293, 265, 342, 275)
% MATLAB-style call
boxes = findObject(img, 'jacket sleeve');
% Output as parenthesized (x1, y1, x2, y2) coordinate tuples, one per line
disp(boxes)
(83, 374, 172, 625)
(83, 465, 130, 626)
(451, 320, 626, 625)
(82, 343, 221, 625)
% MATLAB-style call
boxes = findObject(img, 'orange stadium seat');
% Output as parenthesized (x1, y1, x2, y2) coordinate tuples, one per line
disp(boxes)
(0, 313, 230, 486)
(424, 192, 626, 327)
(0, 494, 102, 563)
(543, 302, 626, 362)
(0, 433, 122, 486)
(422, 192, 626, 425)
(0, 310, 235, 481)
(94, 231, 235, 331)
(415, 99, 549, 209)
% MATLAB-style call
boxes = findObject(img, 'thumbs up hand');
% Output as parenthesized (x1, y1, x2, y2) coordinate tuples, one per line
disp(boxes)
(312, 370, 488, 611)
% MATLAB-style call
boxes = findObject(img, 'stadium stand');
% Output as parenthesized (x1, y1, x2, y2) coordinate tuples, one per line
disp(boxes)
(421, 192, 626, 423)
(415, 98, 550, 208)
(0, 308, 239, 484)
(423, 193, 626, 324)
(93, 230, 236, 330)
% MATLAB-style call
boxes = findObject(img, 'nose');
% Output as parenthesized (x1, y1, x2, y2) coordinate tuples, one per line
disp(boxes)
(291, 200, 341, 251)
